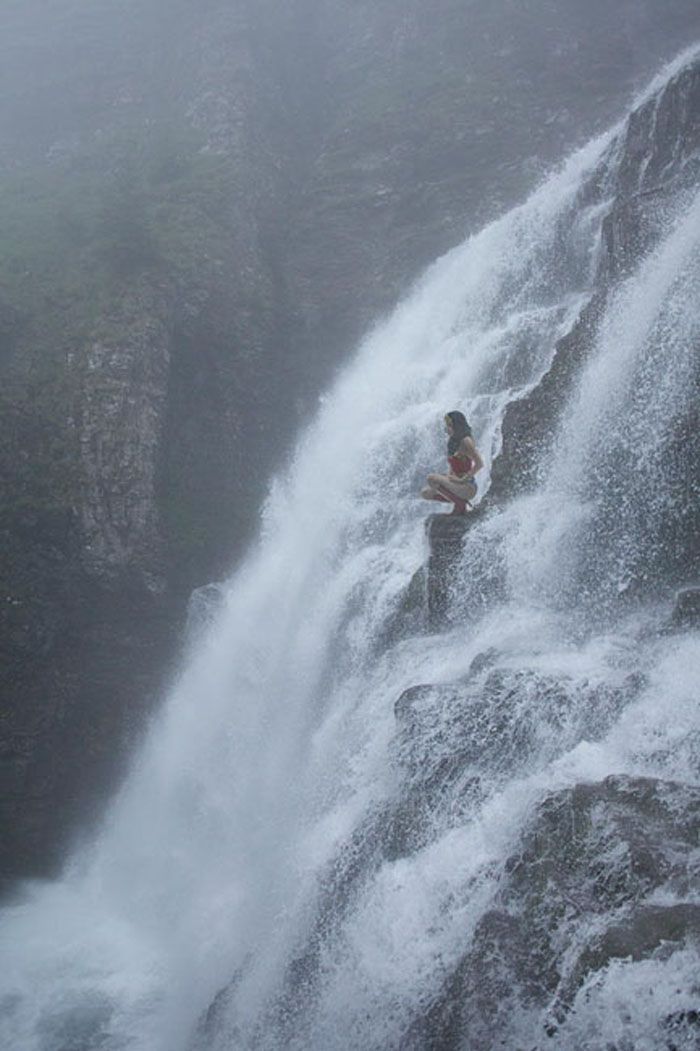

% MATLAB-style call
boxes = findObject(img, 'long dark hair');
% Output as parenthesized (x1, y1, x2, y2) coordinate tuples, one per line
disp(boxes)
(445, 410, 472, 455)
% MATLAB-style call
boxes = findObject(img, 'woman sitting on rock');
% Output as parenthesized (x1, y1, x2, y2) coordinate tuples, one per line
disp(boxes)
(420, 410, 483, 515)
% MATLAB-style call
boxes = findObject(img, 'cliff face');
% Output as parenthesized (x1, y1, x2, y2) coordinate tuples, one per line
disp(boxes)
(381, 60, 700, 1048)
(2, 0, 700, 881)
(0, 1, 294, 880)
(398, 773, 700, 1050)
(278, 0, 700, 370)
(491, 59, 700, 591)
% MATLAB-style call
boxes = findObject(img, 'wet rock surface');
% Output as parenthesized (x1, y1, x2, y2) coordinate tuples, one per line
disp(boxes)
(424, 513, 476, 629)
(672, 587, 700, 628)
(391, 665, 644, 860)
(491, 61, 700, 545)
(406, 775, 700, 1050)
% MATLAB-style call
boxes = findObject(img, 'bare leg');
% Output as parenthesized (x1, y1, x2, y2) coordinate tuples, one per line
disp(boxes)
(420, 485, 450, 503)
(422, 475, 470, 514)
(436, 484, 468, 515)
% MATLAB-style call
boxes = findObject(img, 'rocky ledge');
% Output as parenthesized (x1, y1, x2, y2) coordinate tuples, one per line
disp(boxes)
(405, 775, 700, 1050)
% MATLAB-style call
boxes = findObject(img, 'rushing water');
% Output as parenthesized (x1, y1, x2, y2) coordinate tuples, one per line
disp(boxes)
(2, 56, 700, 1051)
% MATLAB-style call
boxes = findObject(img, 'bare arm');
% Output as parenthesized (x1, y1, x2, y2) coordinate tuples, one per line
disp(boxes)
(460, 436, 484, 473)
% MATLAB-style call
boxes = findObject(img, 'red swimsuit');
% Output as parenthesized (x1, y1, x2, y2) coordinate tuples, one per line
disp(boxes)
(448, 454, 475, 479)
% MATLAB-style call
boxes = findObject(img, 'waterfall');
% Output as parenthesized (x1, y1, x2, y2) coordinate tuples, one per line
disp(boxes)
(2, 53, 700, 1051)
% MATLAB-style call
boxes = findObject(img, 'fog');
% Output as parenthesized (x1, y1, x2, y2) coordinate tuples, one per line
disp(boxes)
(3, 0, 700, 190)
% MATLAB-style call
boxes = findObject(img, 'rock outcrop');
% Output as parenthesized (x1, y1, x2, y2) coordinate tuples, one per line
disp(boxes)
(404, 775, 700, 1050)
(384, 67, 700, 1041)
(424, 514, 476, 628)
(486, 61, 700, 610)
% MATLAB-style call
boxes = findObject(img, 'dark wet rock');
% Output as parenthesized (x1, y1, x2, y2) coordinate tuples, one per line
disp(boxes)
(73, 282, 172, 589)
(0, 561, 173, 886)
(466, 648, 499, 677)
(597, 63, 700, 283)
(612, 63, 700, 201)
(554, 902, 700, 1019)
(665, 1009, 700, 1049)
(375, 565, 428, 649)
(390, 668, 644, 859)
(671, 586, 700, 628)
(382, 510, 487, 639)
(490, 61, 700, 524)
(407, 775, 700, 1050)
(507, 775, 700, 915)
(425, 511, 484, 629)
(489, 294, 606, 502)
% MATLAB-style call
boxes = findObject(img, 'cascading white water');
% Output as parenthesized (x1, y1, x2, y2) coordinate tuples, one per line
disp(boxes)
(2, 53, 700, 1051)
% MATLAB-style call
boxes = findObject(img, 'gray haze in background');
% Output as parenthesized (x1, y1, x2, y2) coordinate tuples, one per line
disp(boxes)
(2, 0, 700, 359)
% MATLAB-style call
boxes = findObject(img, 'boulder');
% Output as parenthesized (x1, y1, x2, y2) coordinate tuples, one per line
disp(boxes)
(406, 775, 700, 1050)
